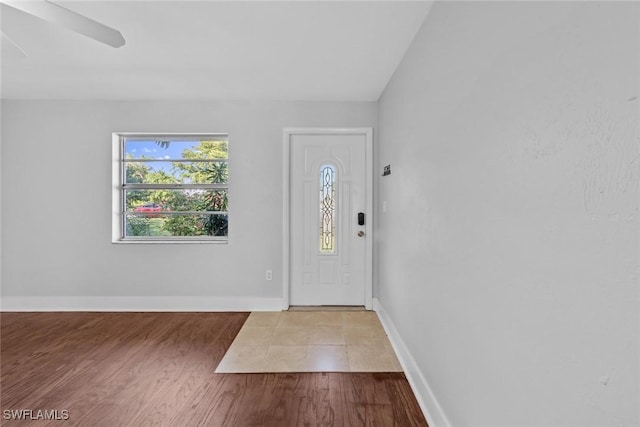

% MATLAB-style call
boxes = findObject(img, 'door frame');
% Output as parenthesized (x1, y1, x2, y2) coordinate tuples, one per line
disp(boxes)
(282, 127, 373, 310)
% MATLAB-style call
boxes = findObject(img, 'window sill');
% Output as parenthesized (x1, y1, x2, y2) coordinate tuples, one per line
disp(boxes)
(113, 238, 228, 244)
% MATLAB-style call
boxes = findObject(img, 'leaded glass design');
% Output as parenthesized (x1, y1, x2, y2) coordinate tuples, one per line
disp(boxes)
(319, 164, 336, 253)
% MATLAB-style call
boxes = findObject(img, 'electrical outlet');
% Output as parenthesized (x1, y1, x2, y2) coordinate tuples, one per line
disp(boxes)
(266, 270, 272, 281)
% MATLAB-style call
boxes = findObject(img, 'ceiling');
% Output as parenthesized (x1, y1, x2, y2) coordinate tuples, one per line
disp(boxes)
(0, 1, 432, 101)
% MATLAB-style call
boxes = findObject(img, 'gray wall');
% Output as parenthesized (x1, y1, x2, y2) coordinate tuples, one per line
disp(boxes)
(376, 2, 639, 426)
(1, 100, 376, 299)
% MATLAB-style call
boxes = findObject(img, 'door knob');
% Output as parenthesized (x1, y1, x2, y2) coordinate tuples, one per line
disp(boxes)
(357, 231, 365, 237)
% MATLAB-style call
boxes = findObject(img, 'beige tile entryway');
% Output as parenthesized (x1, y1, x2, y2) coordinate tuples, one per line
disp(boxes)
(215, 310, 402, 373)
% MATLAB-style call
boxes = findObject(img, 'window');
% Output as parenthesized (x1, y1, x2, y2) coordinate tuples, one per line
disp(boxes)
(319, 164, 336, 253)
(112, 133, 229, 243)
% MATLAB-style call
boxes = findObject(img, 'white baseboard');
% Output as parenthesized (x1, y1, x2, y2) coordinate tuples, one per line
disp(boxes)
(373, 298, 451, 427)
(0, 296, 284, 312)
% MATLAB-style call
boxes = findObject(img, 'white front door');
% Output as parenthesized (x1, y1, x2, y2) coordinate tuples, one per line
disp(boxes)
(286, 129, 372, 307)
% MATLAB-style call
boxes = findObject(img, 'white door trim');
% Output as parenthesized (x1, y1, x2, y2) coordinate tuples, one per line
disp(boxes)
(282, 127, 373, 310)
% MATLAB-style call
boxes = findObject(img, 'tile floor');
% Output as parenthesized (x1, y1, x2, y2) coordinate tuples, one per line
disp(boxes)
(215, 310, 403, 373)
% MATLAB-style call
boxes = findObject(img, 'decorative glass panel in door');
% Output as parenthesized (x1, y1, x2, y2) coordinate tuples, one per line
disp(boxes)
(319, 164, 336, 254)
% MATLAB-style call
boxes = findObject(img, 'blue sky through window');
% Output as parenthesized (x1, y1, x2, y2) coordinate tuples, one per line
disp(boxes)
(124, 140, 201, 160)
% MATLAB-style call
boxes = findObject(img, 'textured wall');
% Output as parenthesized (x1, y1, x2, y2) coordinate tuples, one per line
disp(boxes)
(377, 2, 639, 426)
(1, 100, 376, 299)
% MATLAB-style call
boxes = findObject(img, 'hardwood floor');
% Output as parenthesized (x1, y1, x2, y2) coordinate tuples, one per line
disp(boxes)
(1, 312, 428, 426)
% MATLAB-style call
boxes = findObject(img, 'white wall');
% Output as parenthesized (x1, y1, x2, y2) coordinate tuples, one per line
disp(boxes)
(1, 100, 376, 305)
(377, 2, 639, 426)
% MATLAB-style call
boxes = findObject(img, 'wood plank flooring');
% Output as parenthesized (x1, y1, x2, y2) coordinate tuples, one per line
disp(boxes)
(1, 312, 428, 426)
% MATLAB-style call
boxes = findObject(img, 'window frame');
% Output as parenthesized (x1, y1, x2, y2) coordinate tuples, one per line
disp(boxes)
(112, 132, 229, 244)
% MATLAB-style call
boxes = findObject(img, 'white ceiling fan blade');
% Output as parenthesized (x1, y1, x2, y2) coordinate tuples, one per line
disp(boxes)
(1, 30, 28, 57)
(1, 0, 125, 48)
